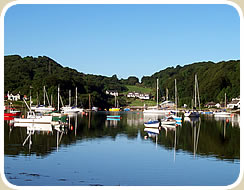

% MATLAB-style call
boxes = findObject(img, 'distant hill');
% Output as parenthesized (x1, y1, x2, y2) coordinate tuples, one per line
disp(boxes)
(4, 55, 240, 108)
(141, 60, 240, 106)
(4, 55, 127, 109)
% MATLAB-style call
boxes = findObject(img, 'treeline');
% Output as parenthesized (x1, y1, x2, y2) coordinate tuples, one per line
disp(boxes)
(4, 55, 127, 109)
(141, 60, 240, 107)
(4, 55, 240, 108)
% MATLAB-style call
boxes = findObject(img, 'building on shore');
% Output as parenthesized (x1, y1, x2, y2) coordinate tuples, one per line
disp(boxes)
(106, 90, 118, 97)
(127, 92, 150, 100)
(6, 91, 21, 101)
(227, 98, 240, 109)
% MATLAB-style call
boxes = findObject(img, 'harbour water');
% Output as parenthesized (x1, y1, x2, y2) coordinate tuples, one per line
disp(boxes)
(4, 111, 240, 186)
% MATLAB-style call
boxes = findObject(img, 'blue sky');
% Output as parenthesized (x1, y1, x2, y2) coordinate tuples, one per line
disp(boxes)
(4, 4, 240, 80)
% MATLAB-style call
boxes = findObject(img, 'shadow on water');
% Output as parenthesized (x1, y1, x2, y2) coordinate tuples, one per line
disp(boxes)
(5, 111, 240, 162)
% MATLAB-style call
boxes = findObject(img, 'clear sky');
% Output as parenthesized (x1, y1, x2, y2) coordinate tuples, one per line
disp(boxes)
(4, 4, 240, 80)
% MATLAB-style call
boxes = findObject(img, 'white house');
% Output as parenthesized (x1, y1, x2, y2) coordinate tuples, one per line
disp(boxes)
(127, 92, 150, 100)
(227, 99, 240, 109)
(139, 93, 150, 100)
(127, 92, 135, 98)
(106, 90, 118, 96)
(7, 92, 21, 101)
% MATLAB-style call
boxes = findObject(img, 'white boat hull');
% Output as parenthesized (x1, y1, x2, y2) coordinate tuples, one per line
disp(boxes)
(213, 112, 231, 117)
(14, 116, 52, 124)
(143, 109, 172, 115)
(144, 122, 160, 128)
(161, 121, 176, 125)
(144, 128, 160, 134)
(31, 106, 55, 113)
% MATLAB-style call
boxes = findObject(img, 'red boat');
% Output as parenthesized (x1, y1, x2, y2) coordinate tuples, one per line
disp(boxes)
(4, 116, 14, 120)
(4, 111, 21, 117)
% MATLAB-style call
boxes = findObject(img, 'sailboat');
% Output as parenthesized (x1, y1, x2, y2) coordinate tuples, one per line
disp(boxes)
(31, 86, 55, 113)
(14, 99, 52, 124)
(184, 74, 200, 117)
(61, 88, 84, 113)
(213, 93, 231, 117)
(143, 78, 171, 114)
(109, 93, 120, 111)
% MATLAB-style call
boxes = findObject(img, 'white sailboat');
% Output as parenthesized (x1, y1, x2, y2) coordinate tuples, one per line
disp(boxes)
(184, 74, 200, 117)
(14, 99, 52, 124)
(61, 88, 84, 113)
(213, 93, 231, 117)
(143, 78, 172, 114)
(31, 86, 55, 113)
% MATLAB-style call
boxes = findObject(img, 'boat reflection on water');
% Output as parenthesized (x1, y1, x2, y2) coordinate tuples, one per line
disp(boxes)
(144, 127, 159, 148)
(13, 122, 53, 152)
(4, 111, 240, 186)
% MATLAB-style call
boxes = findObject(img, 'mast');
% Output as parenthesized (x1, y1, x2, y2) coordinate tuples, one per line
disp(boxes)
(30, 86, 32, 108)
(69, 90, 71, 107)
(225, 93, 227, 109)
(166, 88, 169, 101)
(194, 74, 197, 108)
(75, 87, 78, 107)
(89, 94, 91, 110)
(43, 86, 46, 106)
(175, 79, 177, 110)
(197, 75, 200, 110)
(58, 85, 60, 111)
(156, 78, 159, 108)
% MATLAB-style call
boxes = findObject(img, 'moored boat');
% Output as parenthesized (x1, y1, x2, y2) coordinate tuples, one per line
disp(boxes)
(14, 111, 52, 124)
(109, 108, 120, 112)
(184, 110, 200, 117)
(161, 117, 176, 125)
(144, 120, 160, 128)
(213, 111, 231, 117)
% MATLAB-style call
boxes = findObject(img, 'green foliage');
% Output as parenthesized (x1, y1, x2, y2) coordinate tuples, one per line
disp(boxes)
(5, 55, 240, 108)
(4, 55, 127, 109)
(142, 60, 240, 106)
(121, 76, 139, 85)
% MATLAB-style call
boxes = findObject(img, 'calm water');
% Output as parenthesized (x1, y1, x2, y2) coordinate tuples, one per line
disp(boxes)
(4, 111, 240, 186)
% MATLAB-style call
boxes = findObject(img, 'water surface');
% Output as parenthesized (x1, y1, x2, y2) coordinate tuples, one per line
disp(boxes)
(4, 111, 240, 186)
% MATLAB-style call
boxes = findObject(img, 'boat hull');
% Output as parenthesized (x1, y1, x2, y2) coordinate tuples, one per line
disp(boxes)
(109, 108, 120, 112)
(14, 116, 52, 124)
(144, 121, 160, 128)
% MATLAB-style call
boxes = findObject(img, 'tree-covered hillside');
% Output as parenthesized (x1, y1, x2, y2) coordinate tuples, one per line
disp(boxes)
(4, 55, 127, 109)
(4, 55, 240, 108)
(142, 60, 240, 107)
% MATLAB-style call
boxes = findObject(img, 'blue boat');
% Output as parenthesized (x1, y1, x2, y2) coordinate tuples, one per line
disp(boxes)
(144, 120, 160, 128)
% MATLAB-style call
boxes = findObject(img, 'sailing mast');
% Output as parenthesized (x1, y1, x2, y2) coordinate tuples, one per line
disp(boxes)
(225, 93, 227, 109)
(58, 85, 60, 111)
(75, 87, 78, 107)
(69, 90, 71, 107)
(195, 74, 197, 108)
(43, 86, 46, 106)
(194, 74, 200, 110)
(166, 88, 169, 101)
(89, 94, 91, 110)
(175, 79, 177, 111)
(156, 78, 159, 108)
